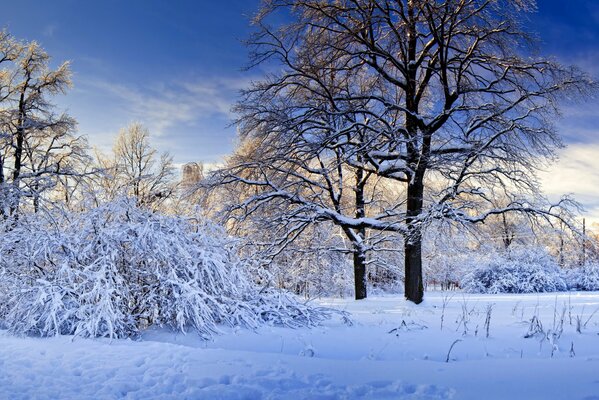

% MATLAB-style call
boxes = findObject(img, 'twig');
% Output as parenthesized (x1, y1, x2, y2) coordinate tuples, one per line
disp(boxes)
(446, 339, 462, 363)
(484, 303, 494, 338)
(583, 307, 599, 329)
(440, 293, 453, 331)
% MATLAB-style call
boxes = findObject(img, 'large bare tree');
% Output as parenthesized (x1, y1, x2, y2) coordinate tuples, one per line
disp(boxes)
(211, 0, 593, 302)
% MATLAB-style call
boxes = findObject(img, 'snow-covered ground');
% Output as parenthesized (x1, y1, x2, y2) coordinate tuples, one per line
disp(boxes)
(2, 292, 599, 399)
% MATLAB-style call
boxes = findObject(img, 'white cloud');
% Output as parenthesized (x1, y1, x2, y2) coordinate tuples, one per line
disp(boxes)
(73, 74, 599, 227)
(539, 143, 599, 225)
(60, 74, 260, 164)
(42, 24, 57, 38)
(80, 75, 253, 137)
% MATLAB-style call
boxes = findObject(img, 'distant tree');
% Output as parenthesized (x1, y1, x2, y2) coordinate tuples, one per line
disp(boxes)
(181, 162, 204, 189)
(212, 0, 593, 302)
(96, 122, 176, 209)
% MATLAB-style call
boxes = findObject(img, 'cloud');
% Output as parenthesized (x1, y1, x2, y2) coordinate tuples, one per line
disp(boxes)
(72, 73, 599, 227)
(42, 24, 57, 38)
(539, 143, 599, 225)
(62, 74, 259, 164)
(79, 75, 253, 137)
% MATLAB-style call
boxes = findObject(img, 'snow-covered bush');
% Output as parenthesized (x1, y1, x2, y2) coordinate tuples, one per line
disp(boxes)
(565, 263, 599, 291)
(462, 247, 567, 294)
(0, 199, 336, 339)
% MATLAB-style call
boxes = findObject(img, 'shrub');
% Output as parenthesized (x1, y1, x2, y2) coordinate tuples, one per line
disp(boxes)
(565, 263, 599, 291)
(0, 199, 336, 339)
(462, 247, 567, 294)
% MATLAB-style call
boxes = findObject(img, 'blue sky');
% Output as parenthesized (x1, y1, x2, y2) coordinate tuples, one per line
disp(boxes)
(3, 0, 260, 164)
(3, 0, 599, 221)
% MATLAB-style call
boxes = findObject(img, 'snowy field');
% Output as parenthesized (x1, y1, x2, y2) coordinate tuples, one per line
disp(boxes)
(2, 292, 599, 400)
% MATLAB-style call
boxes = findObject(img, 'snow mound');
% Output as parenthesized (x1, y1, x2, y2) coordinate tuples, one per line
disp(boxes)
(0, 199, 337, 339)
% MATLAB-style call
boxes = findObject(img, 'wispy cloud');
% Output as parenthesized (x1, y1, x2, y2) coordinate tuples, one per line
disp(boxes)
(42, 24, 57, 38)
(65, 74, 257, 163)
(80, 76, 251, 136)
(72, 74, 599, 225)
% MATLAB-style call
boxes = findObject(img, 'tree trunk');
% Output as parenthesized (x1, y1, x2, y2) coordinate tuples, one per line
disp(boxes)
(404, 178, 424, 304)
(404, 233, 423, 303)
(9, 125, 24, 217)
(402, 0, 424, 304)
(353, 161, 367, 300)
(13, 88, 26, 184)
(13, 127, 23, 183)
(10, 90, 26, 218)
(353, 245, 367, 300)
(33, 184, 39, 213)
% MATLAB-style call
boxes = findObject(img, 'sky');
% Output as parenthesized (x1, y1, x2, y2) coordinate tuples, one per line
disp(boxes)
(2, 0, 259, 164)
(3, 0, 599, 223)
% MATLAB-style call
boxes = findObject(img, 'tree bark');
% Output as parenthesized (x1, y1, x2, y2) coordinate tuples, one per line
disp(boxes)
(13, 86, 26, 184)
(353, 246, 367, 300)
(404, 178, 424, 304)
(353, 158, 367, 300)
(9, 124, 24, 217)
(404, 234, 423, 304)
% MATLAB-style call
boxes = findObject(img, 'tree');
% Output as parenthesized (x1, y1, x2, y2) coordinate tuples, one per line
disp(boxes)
(210, 0, 593, 303)
(0, 30, 87, 217)
(211, 113, 401, 299)
(95, 122, 176, 210)
(0, 30, 23, 192)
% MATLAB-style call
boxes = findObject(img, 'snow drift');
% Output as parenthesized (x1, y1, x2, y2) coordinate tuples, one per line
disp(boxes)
(0, 199, 335, 339)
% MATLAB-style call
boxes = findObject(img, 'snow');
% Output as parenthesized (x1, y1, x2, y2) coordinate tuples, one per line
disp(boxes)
(2, 292, 599, 399)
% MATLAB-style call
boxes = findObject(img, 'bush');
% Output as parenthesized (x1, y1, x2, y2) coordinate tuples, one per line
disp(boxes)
(565, 263, 599, 291)
(462, 247, 567, 294)
(0, 199, 336, 339)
